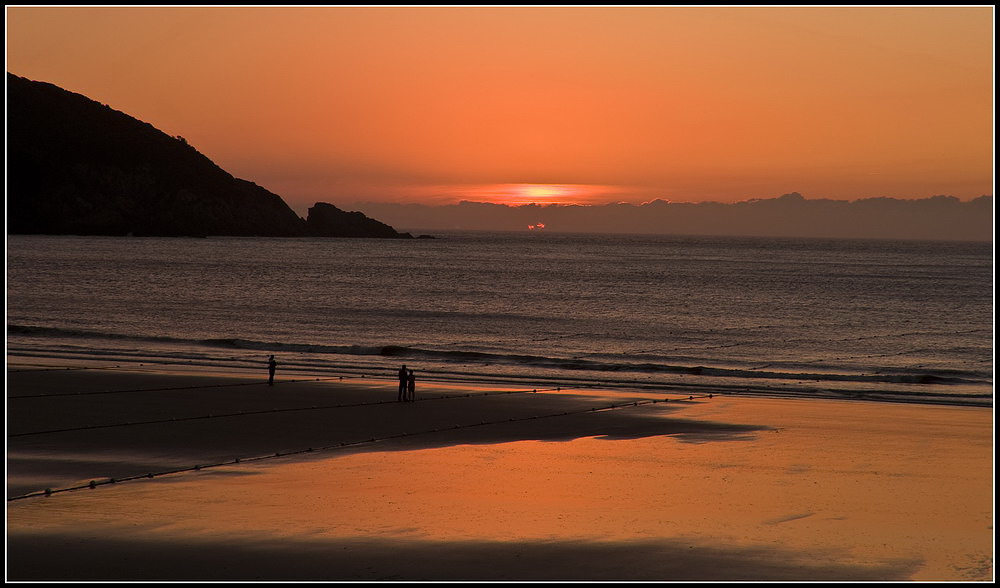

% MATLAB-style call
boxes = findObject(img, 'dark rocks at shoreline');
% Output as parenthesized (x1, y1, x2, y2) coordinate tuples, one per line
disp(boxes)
(305, 202, 412, 239)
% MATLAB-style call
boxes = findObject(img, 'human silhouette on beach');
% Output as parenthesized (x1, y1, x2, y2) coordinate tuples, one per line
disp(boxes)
(267, 355, 277, 386)
(397, 364, 408, 401)
(407, 369, 416, 402)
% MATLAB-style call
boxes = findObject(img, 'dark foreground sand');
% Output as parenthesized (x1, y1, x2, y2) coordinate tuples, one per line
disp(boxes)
(5, 359, 994, 581)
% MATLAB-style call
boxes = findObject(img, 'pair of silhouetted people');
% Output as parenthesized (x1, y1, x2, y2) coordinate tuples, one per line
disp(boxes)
(266, 357, 417, 399)
(397, 364, 416, 402)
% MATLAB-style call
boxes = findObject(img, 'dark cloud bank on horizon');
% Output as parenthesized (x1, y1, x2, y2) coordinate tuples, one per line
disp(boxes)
(340, 193, 993, 241)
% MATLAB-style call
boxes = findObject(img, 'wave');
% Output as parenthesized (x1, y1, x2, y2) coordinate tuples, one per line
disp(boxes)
(8, 326, 392, 358)
(8, 324, 189, 344)
(8, 323, 990, 388)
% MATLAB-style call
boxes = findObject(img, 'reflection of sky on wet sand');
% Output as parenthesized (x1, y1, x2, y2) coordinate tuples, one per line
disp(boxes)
(7, 398, 993, 581)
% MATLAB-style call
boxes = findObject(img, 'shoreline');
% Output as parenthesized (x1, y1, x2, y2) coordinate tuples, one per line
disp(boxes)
(6, 360, 994, 581)
(7, 351, 991, 409)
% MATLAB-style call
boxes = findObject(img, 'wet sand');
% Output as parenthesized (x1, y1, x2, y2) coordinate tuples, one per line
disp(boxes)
(5, 360, 994, 581)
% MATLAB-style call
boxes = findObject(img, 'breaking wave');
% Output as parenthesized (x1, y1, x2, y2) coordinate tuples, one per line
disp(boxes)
(8, 323, 991, 407)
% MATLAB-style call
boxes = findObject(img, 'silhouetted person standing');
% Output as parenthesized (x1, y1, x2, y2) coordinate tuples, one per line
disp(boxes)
(407, 369, 416, 401)
(268, 355, 277, 386)
(398, 364, 408, 402)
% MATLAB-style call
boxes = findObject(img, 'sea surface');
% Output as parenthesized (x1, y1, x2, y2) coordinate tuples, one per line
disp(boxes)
(6, 232, 994, 407)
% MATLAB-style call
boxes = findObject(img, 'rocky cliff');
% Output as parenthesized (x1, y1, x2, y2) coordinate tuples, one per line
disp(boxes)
(6, 73, 411, 239)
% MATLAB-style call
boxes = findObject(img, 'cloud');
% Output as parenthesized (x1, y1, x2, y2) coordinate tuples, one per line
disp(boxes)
(337, 194, 993, 241)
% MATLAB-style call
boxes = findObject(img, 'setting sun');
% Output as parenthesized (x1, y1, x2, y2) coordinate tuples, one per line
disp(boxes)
(520, 185, 565, 199)
(454, 183, 614, 206)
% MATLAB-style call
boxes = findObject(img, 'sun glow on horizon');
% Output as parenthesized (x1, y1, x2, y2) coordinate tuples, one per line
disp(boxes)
(520, 185, 565, 200)
(458, 184, 616, 206)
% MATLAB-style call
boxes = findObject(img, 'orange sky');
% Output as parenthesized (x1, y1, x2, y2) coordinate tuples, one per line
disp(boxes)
(5, 6, 994, 212)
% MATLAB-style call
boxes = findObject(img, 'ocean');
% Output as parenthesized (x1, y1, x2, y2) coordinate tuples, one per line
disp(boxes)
(6, 232, 993, 407)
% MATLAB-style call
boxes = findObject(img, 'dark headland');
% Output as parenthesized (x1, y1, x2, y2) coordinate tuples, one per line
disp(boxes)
(6, 73, 421, 239)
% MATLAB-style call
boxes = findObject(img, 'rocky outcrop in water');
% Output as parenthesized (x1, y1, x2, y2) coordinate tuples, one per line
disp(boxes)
(306, 202, 412, 238)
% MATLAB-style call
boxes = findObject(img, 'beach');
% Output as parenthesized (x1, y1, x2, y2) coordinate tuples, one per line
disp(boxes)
(6, 5, 995, 584)
(6, 359, 994, 582)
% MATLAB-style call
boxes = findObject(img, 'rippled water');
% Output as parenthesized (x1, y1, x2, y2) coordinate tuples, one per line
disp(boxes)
(6, 232, 993, 406)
